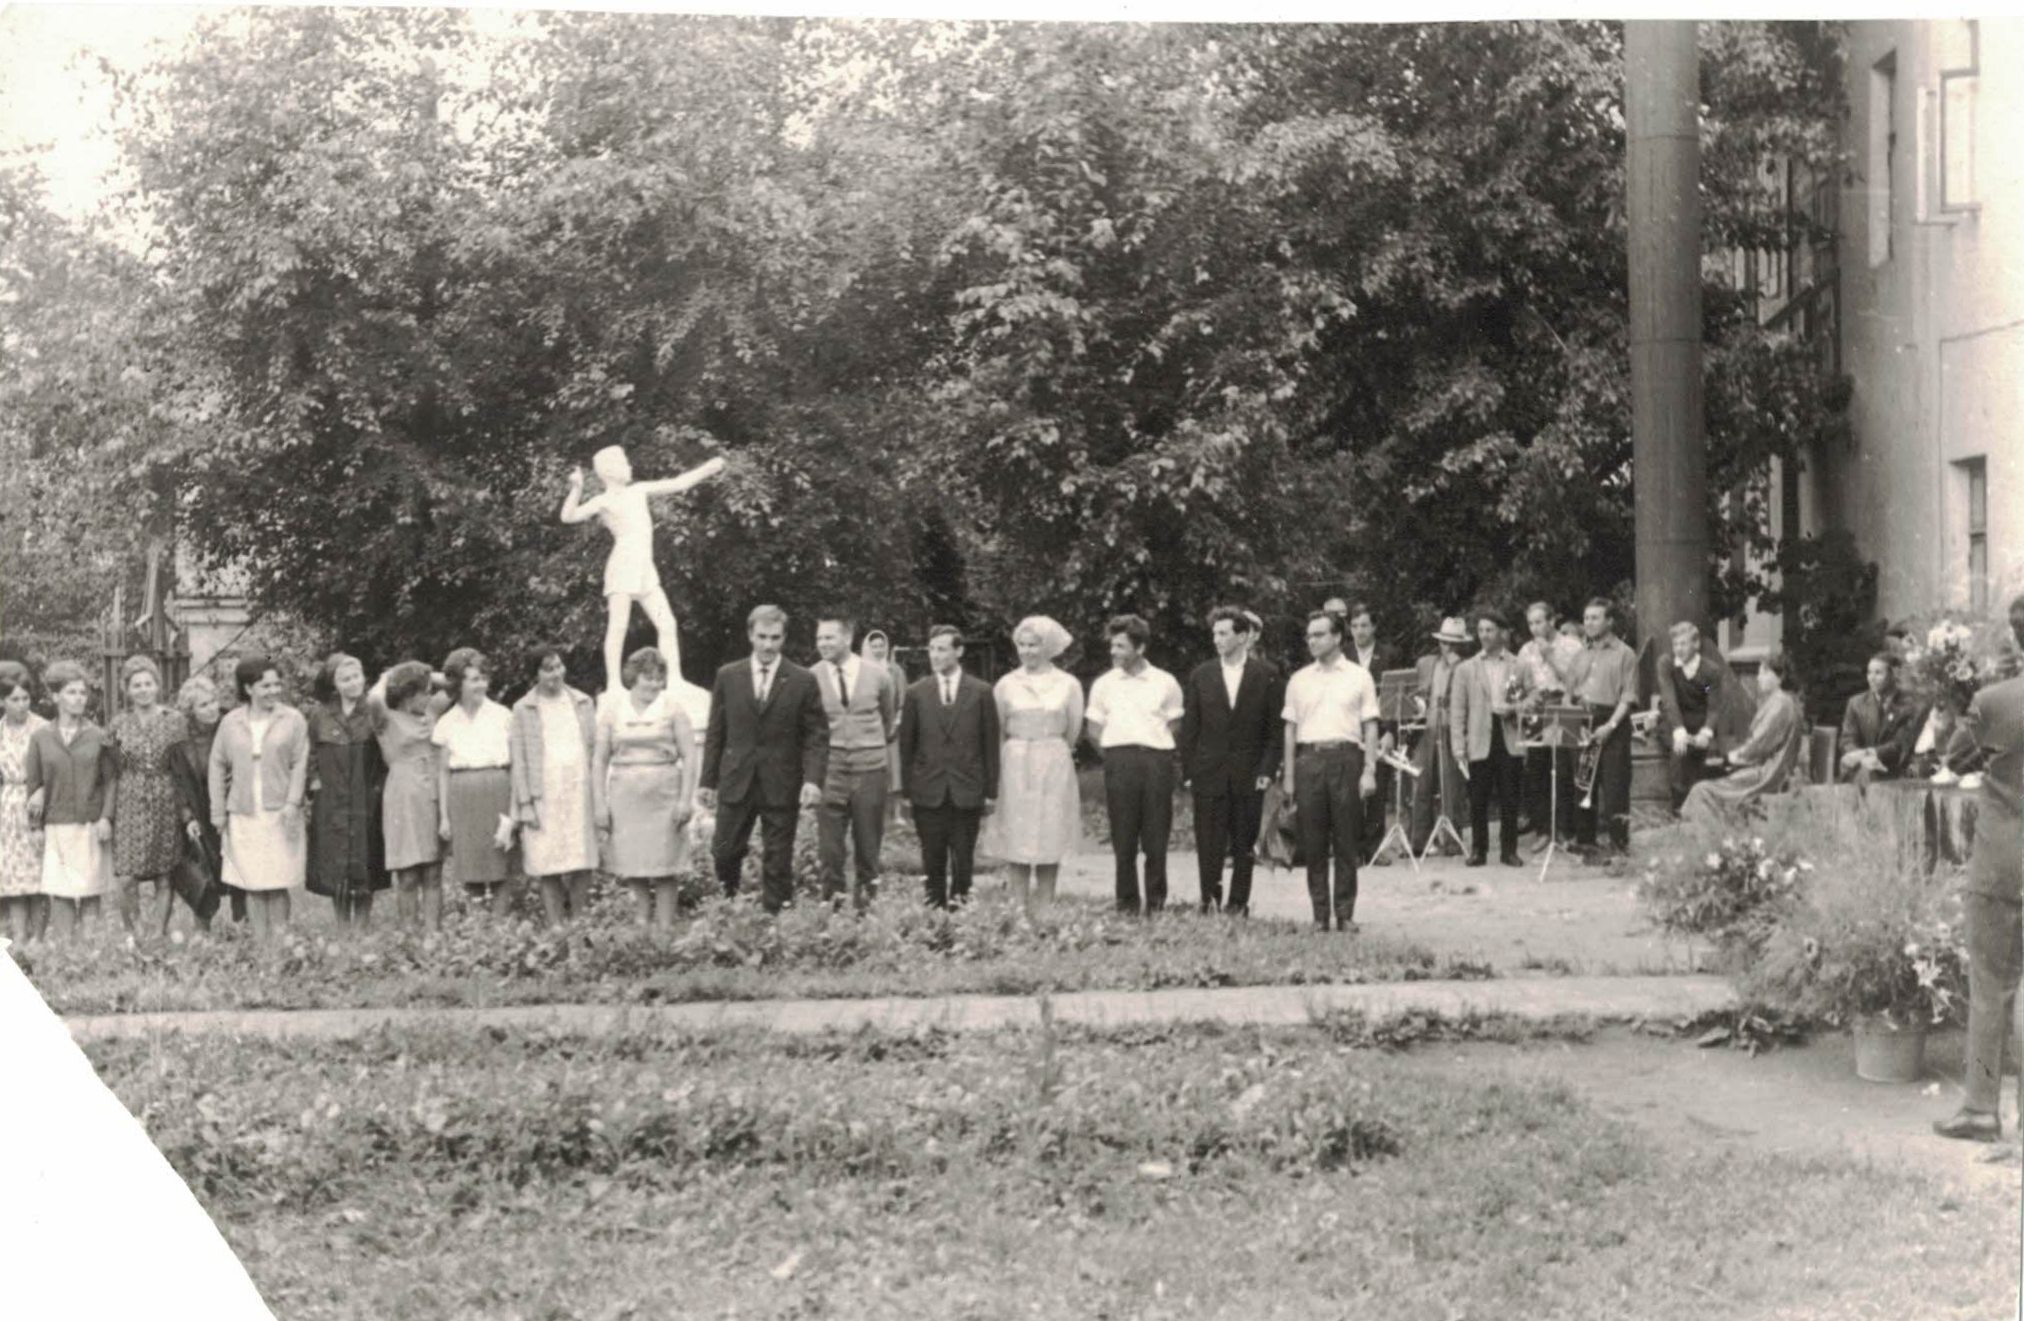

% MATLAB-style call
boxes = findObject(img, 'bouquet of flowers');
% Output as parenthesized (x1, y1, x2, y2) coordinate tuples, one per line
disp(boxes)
(1902, 615, 2022, 714)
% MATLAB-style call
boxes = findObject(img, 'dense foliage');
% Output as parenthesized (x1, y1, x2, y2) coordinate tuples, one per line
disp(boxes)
(3, 17, 1850, 681)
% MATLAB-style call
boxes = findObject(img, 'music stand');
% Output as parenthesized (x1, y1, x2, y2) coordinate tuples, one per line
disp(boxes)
(1368, 670, 1422, 872)
(1525, 704, 1591, 882)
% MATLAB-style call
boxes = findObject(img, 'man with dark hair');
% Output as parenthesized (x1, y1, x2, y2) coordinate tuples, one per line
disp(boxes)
(1451, 610, 1530, 866)
(1344, 603, 1400, 864)
(1934, 594, 2024, 1142)
(811, 611, 900, 910)
(1179, 607, 1283, 914)
(1085, 614, 1185, 915)
(1838, 652, 1923, 786)
(899, 626, 1000, 909)
(1517, 601, 1578, 840)
(699, 605, 828, 913)
(1569, 596, 1636, 860)
(1282, 610, 1380, 930)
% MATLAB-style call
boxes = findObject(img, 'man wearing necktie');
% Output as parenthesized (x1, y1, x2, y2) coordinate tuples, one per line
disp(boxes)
(898, 626, 1000, 909)
(699, 604, 828, 913)
(814, 612, 900, 911)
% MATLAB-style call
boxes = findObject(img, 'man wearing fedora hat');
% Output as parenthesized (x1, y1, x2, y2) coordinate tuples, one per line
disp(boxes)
(1409, 617, 1471, 856)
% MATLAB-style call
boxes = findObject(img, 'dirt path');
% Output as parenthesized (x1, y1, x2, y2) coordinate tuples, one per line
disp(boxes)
(1459, 1026, 2024, 1200)
(1052, 845, 1683, 974)
(63, 972, 1732, 1042)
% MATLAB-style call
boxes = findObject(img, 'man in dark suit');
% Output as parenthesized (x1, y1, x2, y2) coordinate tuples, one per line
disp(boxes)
(698, 603, 828, 913)
(1837, 653, 1924, 785)
(1344, 603, 1400, 865)
(1934, 593, 2024, 1142)
(1179, 606, 1283, 914)
(898, 625, 1000, 909)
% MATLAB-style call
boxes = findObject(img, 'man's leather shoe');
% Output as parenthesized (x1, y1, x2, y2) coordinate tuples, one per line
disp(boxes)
(1932, 1109, 2002, 1142)
(1466, 854, 1487, 867)
(1501, 852, 1523, 867)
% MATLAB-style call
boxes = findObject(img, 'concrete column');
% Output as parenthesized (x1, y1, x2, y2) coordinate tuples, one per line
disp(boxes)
(1625, 21, 1709, 652)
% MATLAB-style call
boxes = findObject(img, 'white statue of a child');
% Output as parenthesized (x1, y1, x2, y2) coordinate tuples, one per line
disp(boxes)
(562, 445, 727, 696)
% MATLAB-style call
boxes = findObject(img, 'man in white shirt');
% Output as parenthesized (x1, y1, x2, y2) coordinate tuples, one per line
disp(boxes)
(1281, 611, 1380, 931)
(1085, 615, 1186, 915)
(1517, 601, 1580, 842)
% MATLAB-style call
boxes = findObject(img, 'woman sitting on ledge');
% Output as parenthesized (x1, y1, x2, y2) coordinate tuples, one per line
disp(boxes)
(1681, 653, 1806, 827)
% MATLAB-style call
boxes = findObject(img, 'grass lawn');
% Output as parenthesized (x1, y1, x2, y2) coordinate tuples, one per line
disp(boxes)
(25, 886, 1492, 1017)
(90, 1020, 2017, 1321)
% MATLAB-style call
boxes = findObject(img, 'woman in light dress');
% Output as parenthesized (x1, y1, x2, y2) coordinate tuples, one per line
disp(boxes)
(365, 661, 453, 932)
(1681, 653, 1807, 828)
(305, 653, 389, 929)
(24, 661, 118, 941)
(0, 662, 48, 945)
(593, 646, 698, 928)
(981, 616, 1083, 916)
(208, 656, 309, 942)
(511, 643, 599, 925)
(433, 647, 518, 908)
(108, 654, 189, 937)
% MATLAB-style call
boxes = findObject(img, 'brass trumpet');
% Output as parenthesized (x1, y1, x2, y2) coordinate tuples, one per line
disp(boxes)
(1575, 733, 1601, 809)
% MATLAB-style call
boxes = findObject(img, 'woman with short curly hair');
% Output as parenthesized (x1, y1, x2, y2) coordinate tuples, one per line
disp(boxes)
(208, 655, 309, 942)
(305, 652, 389, 928)
(108, 653, 188, 937)
(24, 660, 118, 941)
(0, 661, 49, 943)
(166, 673, 233, 928)
(364, 659, 453, 931)
(593, 646, 697, 927)
(432, 647, 517, 908)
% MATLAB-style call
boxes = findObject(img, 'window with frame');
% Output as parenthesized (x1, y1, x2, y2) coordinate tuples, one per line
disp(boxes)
(1961, 457, 1989, 613)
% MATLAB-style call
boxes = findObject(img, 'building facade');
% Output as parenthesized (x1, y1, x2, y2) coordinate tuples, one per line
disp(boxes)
(1811, 18, 2021, 622)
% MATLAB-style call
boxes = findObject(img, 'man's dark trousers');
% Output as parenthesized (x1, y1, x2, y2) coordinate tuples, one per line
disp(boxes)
(1574, 707, 1632, 851)
(818, 755, 888, 910)
(1468, 722, 1524, 861)
(915, 802, 983, 909)
(1105, 746, 1174, 914)
(1294, 742, 1362, 928)
(1194, 783, 1263, 912)
(713, 798, 799, 913)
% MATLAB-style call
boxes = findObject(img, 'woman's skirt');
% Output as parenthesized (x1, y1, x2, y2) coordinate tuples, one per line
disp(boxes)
(445, 767, 515, 886)
(522, 749, 597, 878)
(41, 824, 112, 900)
(381, 759, 441, 872)
(221, 810, 304, 893)
(980, 737, 1081, 866)
(605, 761, 689, 879)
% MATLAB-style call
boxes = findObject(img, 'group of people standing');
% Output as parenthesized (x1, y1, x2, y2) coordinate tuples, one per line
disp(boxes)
(0, 590, 1958, 946)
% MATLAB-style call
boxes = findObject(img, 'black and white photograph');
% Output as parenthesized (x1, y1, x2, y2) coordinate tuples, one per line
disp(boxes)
(1, 5, 2021, 1316)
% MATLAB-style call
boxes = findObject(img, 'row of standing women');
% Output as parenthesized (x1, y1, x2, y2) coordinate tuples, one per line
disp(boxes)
(0, 640, 713, 944)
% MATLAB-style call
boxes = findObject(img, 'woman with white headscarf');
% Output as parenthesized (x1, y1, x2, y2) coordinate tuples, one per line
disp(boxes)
(980, 616, 1082, 915)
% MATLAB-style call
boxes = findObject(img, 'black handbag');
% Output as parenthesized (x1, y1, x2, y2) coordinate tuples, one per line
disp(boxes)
(170, 831, 222, 922)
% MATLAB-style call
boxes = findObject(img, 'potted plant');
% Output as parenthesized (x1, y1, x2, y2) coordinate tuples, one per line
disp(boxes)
(1740, 806, 1966, 1083)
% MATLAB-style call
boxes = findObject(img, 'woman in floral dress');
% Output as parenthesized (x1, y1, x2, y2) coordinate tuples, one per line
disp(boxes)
(0, 661, 48, 945)
(109, 655, 189, 937)
(980, 616, 1083, 916)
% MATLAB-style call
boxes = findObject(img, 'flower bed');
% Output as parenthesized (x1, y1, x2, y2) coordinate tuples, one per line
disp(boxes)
(1639, 793, 1967, 1040)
